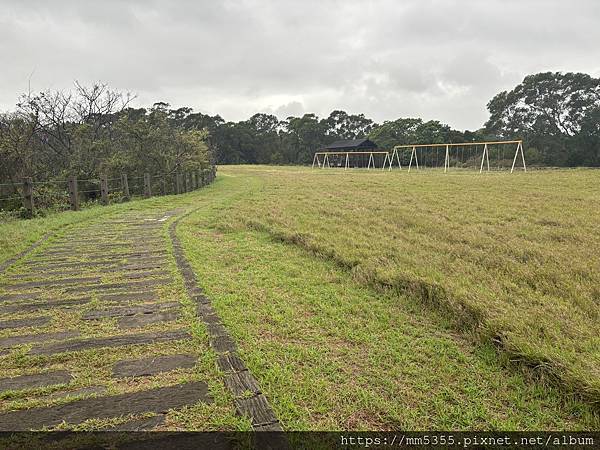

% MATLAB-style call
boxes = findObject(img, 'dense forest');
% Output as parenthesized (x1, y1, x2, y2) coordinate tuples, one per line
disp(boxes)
(1, 72, 599, 192)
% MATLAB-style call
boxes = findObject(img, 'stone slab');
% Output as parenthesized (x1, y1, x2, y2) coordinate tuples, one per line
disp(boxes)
(65, 278, 171, 294)
(22, 261, 118, 270)
(234, 394, 278, 427)
(29, 329, 190, 356)
(122, 263, 165, 271)
(224, 371, 261, 398)
(118, 310, 179, 329)
(83, 302, 179, 320)
(0, 331, 80, 348)
(97, 291, 158, 303)
(210, 335, 237, 354)
(0, 316, 50, 330)
(124, 270, 169, 280)
(196, 303, 217, 317)
(216, 353, 247, 374)
(0, 292, 42, 302)
(206, 322, 229, 337)
(0, 298, 90, 315)
(44, 251, 168, 260)
(0, 381, 211, 431)
(3, 276, 101, 291)
(112, 354, 196, 378)
(0, 370, 72, 392)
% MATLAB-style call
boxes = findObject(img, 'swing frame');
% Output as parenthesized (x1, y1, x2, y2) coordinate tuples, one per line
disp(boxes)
(311, 151, 401, 170)
(390, 140, 526, 173)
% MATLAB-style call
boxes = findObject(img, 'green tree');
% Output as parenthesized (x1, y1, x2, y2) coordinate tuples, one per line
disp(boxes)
(485, 72, 600, 165)
(324, 110, 376, 140)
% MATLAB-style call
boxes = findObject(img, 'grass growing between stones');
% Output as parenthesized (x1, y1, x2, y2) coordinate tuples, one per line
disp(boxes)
(176, 166, 600, 429)
(0, 184, 249, 431)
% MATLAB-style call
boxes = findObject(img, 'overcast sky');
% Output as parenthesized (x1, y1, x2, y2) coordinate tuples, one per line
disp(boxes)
(1, 0, 599, 130)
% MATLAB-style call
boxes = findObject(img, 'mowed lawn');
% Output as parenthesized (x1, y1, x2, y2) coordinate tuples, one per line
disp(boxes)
(176, 166, 600, 429)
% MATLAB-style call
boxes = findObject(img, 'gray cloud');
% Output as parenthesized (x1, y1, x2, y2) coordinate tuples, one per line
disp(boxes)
(1, 0, 599, 129)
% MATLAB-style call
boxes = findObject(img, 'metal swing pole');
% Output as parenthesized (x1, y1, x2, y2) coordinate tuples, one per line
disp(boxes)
(415, 146, 419, 170)
(382, 153, 389, 171)
(480, 144, 488, 173)
(510, 142, 520, 173)
(394, 148, 402, 170)
(312, 153, 318, 169)
(444, 144, 450, 173)
(520, 141, 527, 172)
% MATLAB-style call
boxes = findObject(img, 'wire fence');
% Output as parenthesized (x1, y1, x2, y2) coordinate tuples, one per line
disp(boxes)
(0, 166, 217, 219)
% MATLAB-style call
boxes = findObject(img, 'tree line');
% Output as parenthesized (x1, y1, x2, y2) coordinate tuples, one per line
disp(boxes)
(0, 83, 212, 190)
(1, 72, 599, 194)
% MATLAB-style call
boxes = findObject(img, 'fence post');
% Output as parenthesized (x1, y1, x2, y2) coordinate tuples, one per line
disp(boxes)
(68, 176, 79, 211)
(176, 172, 182, 194)
(183, 172, 189, 192)
(191, 172, 197, 190)
(161, 177, 167, 196)
(143, 173, 152, 198)
(121, 173, 130, 201)
(100, 174, 109, 205)
(22, 177, 34, 217)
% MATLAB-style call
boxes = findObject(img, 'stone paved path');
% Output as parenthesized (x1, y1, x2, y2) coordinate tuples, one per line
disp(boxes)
(0, 209, 213, 431)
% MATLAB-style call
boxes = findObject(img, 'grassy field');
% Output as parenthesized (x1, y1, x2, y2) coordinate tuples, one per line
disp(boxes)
(1, 165, 599, 430)
(176, 166, 599, 429)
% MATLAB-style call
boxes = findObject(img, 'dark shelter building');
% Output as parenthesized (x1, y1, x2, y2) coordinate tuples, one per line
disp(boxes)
(316, 138, 382, 168)
(323, 139, 378, 152)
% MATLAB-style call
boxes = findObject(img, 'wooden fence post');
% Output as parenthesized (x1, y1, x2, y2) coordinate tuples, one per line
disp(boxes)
(121, 173, 130, 201)
(176, 172, 182, 194)
(143, 173, 152, 198)
(183, 172, 189, 192)
(161, 177, 167, 196)
(22, 177, 34, 217)
(191, 172, 197, 190)
(100, 174, 109, 205)
(68, 176, 79, 211)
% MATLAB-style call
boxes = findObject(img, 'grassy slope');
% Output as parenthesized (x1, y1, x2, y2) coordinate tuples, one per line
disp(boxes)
(177, 168, 599, 429)
(194, 166, 600, 404)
